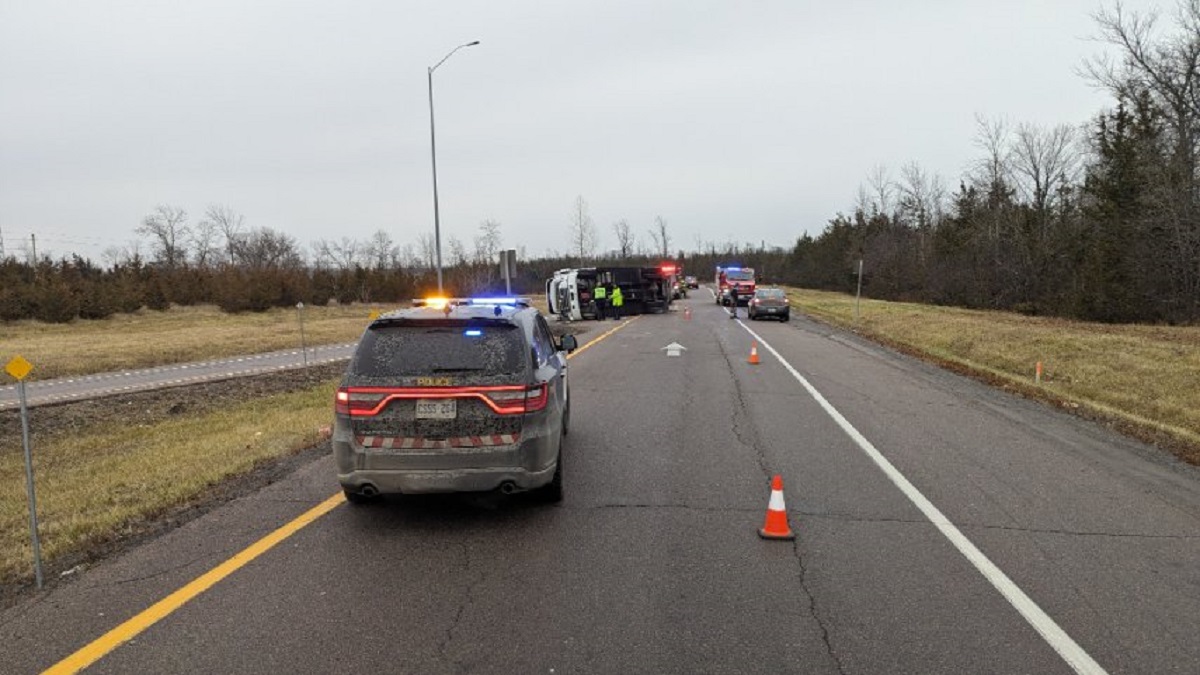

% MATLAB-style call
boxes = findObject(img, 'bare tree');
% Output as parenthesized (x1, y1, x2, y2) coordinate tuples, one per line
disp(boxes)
(400, 243, 421, 269)
(312, 237, 360, 270)
(190, 219, 221, 268)
(568, 196, 597, 262)
(367, 229, 399, 269)
(613, 219, 634, 258)
(971, 116, 1012, 194)
(203, 204, 245, 265)
(1010, 123, 1080, 218)
(417, 232, 436, 270)
(136, 204, 191, 268)
(230, 227, 302, 269)
(897, 162, 946, 230)
(102, 241, 143, 268)
(648, 215, 671, 258)
(474, 219, 502, 263)
(867, 165, 894, 216)
(448, 235, 468, 266)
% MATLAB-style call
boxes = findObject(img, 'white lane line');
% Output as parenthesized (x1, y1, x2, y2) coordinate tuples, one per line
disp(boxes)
(738, 321, 1108, 675)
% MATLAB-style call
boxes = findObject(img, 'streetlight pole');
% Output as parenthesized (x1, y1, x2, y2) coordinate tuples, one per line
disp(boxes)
(428, 40, 480, 295)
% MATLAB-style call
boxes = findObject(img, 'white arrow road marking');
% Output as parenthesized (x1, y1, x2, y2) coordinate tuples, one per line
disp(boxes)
(661, 342, 687, 357)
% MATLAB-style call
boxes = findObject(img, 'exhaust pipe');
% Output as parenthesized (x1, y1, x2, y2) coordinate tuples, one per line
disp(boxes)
(499, 481, 519, 495)
(359, 484, 379, 498)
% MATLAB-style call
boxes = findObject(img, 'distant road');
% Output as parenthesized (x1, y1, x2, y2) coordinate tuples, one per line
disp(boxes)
(0, 343, 356, 410)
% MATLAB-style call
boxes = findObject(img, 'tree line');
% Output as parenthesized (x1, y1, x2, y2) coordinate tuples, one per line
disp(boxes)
(785, 3, 1200, 324)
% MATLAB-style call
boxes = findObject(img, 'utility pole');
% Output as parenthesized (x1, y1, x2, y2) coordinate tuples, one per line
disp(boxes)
(0, 223, 6, 259)
(30, 233, 37, 265)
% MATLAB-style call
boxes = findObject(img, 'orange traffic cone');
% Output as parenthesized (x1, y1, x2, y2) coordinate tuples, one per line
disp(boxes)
(684, 307, 692, 320)
(748, 343, 760, 365)
(758, 475, 795, 540)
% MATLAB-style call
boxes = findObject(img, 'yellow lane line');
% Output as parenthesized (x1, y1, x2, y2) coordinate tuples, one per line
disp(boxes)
(43, 493, 346, 674)
(45, 315, 637, 674)
(567, 316, 638, 360)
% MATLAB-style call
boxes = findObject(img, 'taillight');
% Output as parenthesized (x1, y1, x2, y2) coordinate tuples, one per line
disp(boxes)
(335, 384, 547, 417)
(335, 388, 386, 415)
(523, 384, 548, 412)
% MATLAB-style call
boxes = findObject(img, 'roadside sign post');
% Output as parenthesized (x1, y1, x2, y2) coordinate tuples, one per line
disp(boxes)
(6, 355, 44, 589)
(296, 302, 308, 367)
(854, 258, 864, 321)
(499, 249, 517, 295)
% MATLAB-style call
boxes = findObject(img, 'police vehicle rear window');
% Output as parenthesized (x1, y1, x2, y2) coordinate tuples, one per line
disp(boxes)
(351, 324, 526, 377)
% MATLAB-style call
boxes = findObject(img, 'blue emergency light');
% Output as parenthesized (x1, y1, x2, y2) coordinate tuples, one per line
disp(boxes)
(464, 329, 483, 337)
(469, 297, 519, 305)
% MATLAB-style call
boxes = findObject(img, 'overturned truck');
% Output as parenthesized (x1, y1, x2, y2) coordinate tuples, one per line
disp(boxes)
(546, 266, 674, 321)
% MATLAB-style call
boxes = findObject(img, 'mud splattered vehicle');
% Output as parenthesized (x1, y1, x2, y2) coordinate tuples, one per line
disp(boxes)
(333, 297, 577, 504)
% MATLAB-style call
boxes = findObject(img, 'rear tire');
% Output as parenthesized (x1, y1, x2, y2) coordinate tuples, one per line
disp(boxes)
(538, 435, 564, 504)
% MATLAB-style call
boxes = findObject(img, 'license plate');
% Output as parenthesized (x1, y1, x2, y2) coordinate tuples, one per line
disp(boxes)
(415, 399, 456, 419)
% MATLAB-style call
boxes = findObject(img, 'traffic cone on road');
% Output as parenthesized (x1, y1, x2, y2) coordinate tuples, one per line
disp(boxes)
(748, 343, 760, 365)
(758, 475, 795, 540)
(684, 306, 692, 321)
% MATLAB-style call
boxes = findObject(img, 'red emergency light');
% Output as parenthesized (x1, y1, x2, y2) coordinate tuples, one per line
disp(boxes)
(661, 264, 677, 274)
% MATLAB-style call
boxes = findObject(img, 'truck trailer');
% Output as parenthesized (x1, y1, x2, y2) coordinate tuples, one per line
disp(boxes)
(546, 266, 674, 321)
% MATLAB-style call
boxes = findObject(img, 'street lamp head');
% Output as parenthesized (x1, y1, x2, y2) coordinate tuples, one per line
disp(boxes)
(466, 40, 480, 46)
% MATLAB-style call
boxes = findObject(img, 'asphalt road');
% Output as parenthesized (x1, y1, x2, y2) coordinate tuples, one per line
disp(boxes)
(0, 343, 356, 410)
(3, 293, 1200, 674)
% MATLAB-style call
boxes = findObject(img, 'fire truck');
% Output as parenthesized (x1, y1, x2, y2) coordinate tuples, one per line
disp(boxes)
(715, 265, 756, 306)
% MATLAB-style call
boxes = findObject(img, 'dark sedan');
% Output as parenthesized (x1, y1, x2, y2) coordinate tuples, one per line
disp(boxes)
(748, 288, 790, 321)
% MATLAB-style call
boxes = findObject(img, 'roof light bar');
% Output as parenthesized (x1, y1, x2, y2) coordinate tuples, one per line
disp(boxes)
(468, 297, 532, 306)
(410, 297, 533, 310)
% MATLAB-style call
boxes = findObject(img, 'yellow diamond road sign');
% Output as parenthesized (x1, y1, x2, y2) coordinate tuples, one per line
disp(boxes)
(5, 355, 33, 381)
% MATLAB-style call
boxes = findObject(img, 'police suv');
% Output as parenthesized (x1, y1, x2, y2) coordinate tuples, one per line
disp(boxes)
(334, 297, 577, 504)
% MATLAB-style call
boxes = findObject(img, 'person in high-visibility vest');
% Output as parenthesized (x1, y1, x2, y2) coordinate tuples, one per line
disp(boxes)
(610, 284, 624, 320)
(592, 282, 608, 321)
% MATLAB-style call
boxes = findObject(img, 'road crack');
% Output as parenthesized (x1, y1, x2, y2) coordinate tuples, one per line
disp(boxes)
(716, 337, 772, 481)
(110, 553, 215, 586)
(437, 542, 485, 673)
(791, 537, 847, 675)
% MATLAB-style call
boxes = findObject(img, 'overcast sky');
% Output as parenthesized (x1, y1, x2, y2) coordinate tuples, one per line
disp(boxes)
(0, 0, 1168, 263)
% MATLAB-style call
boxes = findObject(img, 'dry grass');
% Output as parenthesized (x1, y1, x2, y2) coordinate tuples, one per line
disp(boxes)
(0, 304, 380, 380)
(0, 296, 549, 381)
(0, 379, 339, 584)
(787, 288, 1200, 462)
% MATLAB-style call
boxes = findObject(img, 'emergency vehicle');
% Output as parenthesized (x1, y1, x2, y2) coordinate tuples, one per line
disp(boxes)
(715, 266, 756, 306)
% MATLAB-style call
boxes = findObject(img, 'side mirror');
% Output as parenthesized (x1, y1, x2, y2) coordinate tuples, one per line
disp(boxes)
(558, 334, 578, 353)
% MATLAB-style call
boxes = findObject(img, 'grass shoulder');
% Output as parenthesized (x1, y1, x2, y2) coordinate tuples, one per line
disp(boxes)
(0, 366, 343, 592)
(785, 287, 1200, 465)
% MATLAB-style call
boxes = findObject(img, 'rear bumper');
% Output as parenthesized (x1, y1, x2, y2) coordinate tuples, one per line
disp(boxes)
(338, 462, 556, 494)
(333, 418, 559, 494)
